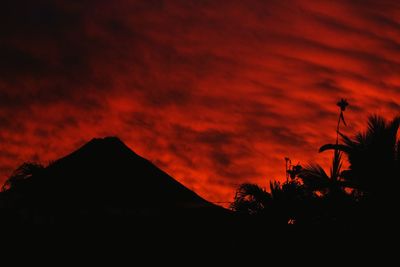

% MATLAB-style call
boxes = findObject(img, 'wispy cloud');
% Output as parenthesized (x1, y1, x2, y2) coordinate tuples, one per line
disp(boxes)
(0, 0, 399, 203)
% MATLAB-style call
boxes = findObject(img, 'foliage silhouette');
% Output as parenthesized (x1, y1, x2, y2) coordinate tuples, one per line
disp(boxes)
(319, 115, 400, 199)
(231, 180, 319, 225)
(298, 149, 347, 197)
(2, 162, 44, 191)
(231, 103, 400, 228)
(230, 183, 272, 215)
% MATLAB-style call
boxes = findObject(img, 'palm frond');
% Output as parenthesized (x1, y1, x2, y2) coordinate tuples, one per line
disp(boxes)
(332, 115, 400, 194)
(319, 144, 350, 153)
(298, 164, 330, 191)
(230, 183, 272, 214)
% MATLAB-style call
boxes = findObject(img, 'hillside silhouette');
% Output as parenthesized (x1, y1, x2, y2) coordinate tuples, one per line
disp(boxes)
(0, 137, 227, 225)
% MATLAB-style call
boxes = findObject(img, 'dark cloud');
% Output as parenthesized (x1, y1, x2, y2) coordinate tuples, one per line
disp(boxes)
(314, 79, 347, 93)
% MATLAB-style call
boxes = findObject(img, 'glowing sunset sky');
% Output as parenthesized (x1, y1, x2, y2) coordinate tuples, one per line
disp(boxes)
(1, 0, 399, 203)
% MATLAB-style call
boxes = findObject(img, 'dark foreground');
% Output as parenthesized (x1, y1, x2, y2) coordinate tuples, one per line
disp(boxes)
(1, 213, 394, 263)
(0, 137, 395, 261)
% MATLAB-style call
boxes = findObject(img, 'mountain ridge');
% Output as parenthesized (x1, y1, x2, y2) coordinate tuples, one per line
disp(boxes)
(0, 136, 228, 224)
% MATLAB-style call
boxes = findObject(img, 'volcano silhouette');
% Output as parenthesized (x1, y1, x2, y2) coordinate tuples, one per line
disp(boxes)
(1, 137, 226, 224)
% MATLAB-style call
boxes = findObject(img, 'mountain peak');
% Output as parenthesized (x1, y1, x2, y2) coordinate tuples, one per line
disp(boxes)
(88, 136, 125, 145)
(85, 136, 128, 150)
(74, 136, 137, 159)
(2, 136, 225, 223)
(52, 137, 213, 206)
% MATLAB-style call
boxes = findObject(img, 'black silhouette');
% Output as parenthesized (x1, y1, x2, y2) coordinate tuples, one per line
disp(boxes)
(319, 115, 400, 226)
(1, 103, 398, 248)
(230, 183, 272, 216)
(0, 137, 228, 225)
(231, 100, 399, 232)
(299, 149, 346, 197)
(299, 96, 349, 197)
(231, 180, 318, 226)
(320, 115, 400, 198)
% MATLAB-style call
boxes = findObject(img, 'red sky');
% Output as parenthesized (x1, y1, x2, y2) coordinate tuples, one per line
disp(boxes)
(1, 0, 400, 204)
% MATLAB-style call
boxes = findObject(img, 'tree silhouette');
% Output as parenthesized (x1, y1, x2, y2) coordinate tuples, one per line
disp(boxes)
(298, 98, 349, 196)
(297, 149, 358, 226)
(230, 183, 272, 215)
(2, 162, 44, 191)
(231, 180, 317, 225)
(269, 180, 317, 225)
(298, 149, 347, 198)
(319, 115, 400, 198)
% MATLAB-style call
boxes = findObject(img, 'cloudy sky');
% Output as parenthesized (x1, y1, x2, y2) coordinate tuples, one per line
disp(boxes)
(1, 0, 399, 203)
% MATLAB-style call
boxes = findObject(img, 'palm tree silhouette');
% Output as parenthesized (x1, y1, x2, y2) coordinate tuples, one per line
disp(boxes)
(298, 149, 346, 197)
(231, 180, 315, 225)
(297, 99, 349, 197)
(319, 115, 400, 198)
